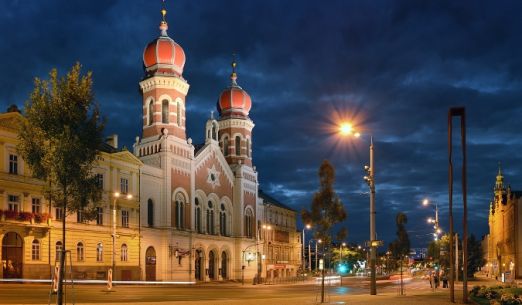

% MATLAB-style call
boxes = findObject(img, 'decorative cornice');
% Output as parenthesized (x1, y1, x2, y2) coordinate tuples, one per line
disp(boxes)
(139, 76, 190, 95)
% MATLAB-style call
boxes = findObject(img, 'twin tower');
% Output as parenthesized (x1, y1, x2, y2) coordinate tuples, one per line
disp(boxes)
(137, 8, 254, 167)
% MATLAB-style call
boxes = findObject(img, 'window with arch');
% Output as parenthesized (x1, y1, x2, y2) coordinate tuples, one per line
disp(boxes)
(235, 136, 241, 156)
(162, 99, 169, 123)
(176, 101, 181, 126)
(121, 244, 128, 262)
(77, 242, 84, 262)
(244, 208, 254, 238)
(55, 241, 63, 261)
(219, 203, 227, 236)
(223, 136, 229, 157)
(246, 138, 250, 158)
(174, 193, 185, 229)
(96, 243, 103, 262)
(148, 100, 154, 125)
(206, 201, 215, 235)
(195, 198, 202, 233)
(147, 199, 154, 227)
(212, 124, 217, 140)
(32, 239, 40, 260)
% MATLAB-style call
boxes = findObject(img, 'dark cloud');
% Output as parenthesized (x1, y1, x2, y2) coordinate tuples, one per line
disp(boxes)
(1, 0, 521, 247)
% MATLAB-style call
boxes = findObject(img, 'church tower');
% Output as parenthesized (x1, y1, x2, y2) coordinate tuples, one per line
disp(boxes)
(217, 59, 255, 167)
(139, 5, 189, 140)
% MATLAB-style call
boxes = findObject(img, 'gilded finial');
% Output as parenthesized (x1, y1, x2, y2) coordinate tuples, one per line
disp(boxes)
(159, 0, 169, 35)
(161, 0, 167, 22)
(230, 53, 238, 86)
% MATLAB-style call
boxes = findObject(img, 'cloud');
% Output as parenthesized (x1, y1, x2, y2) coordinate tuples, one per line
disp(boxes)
(1, 0, 521, 246)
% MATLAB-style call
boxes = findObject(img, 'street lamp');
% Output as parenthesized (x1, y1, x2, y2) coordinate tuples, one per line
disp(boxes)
(302, 224, 311, 272)
(338, 122, 377, 295)
(422, 199, 441, 240)
(112, 192, 132, 280)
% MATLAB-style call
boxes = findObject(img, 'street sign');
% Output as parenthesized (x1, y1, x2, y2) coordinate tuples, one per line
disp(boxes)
(319, 259, 324, 270)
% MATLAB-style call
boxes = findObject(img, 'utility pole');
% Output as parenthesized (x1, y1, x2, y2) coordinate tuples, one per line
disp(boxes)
(369, 137, 377, 295)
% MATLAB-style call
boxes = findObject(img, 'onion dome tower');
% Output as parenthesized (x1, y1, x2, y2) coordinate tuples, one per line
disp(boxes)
(139, 3, 190, 140)
(217, 58, 255, 166)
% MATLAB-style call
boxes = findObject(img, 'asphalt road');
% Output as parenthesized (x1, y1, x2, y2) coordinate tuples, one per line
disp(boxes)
(0, 277, 439, 304)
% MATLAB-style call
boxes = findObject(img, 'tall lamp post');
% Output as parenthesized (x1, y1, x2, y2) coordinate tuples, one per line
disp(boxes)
(302, 224, 311, 272)
(112, 192, 132, 280)
(339, 122, 377, 295)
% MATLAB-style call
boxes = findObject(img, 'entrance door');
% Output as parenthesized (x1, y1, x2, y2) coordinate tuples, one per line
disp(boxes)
(145, 247, 156, 281)
(195, 250, 203, 281)
(208, 251, 215, 280)
(2, 232, 23, 279)
(221, 251, 227, 279)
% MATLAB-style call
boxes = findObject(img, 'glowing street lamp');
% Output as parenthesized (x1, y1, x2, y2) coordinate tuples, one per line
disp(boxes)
(302, 224, 312, 271)
(338, 121, 377, 296)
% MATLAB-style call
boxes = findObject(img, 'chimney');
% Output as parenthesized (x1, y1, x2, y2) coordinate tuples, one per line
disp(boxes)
(106, 134, 118, 149)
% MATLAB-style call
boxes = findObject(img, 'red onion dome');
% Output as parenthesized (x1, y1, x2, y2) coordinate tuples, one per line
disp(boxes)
(217, 60, 252, 117)
(143, 8, 186, 76)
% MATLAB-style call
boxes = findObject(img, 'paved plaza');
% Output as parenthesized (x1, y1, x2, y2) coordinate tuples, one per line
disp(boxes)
(0, 276, 490, 305)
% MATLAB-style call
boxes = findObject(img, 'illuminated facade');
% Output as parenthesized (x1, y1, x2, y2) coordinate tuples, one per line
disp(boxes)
(484, 166, 522, 279)
(0, 110, 142, 280)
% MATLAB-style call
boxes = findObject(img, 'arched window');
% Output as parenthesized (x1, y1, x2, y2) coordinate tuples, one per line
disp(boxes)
(162, 100, 169, 123)
(223, 137, 229, 157)
(77, 242, 84, 261)
(206, 201, 215, 235)
(244, 209, 253, 238)
(220, 203, 227, 236)
(176, 101, 181, 126)
(212, 124, 217, 141)
(32, 239, 40, 261)
(96, 243, 103, 262)
(147, 199, 154, 227)
(195, 198, 202, 233)
(174, 193, 185, 229)
(235, 136, 241, 156)
(121, 244, 128, 262)
(148, 100, 154, 125)
(55, 241, 63, 261)
(246, 138, 250, 157)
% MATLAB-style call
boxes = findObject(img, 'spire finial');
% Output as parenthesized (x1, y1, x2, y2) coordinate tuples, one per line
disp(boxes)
(159, 0, 169, 36)
(230, 53, 238, 86)
(498, 161, 502, 176)
(210, 110, 214, 120)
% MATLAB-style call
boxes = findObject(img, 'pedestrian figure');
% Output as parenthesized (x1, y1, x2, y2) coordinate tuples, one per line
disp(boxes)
(442, 274, 448, 288)
(434, 274, 439, 288)
(428, 270, 433, 288)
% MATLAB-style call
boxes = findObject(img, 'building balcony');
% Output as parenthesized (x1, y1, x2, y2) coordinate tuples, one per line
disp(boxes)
(0, 209, 51, 226)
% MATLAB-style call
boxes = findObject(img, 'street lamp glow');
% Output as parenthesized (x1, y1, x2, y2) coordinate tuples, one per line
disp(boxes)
(114, 192, 120, 198)
(339, 123, 353, 136)
(427, 217, 433, 223)
(126, 194, 133, 200)
(423, 199, 429, 206)
(306, 224, 312, 229)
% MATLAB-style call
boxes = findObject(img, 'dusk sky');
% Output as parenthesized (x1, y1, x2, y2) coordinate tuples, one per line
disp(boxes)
(1, 0, 522, 248)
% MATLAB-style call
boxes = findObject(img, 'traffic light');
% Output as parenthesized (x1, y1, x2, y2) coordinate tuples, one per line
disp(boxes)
(337, 264, 348, 274)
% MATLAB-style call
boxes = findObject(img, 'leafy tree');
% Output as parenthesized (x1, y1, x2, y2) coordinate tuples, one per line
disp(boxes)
(302, 160, 347, 302)
(388, 212, 410, 259)
(17, 63, 105, 305)
(302, 160, 347, 245)
(467, 234, 485, 278)
(427, 234, 451, 270)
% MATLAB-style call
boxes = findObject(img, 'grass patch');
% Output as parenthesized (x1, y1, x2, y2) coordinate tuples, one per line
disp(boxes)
(470, 295, 491, 305)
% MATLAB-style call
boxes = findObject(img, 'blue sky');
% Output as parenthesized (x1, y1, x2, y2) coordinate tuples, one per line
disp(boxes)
(1, 0, 522, 247)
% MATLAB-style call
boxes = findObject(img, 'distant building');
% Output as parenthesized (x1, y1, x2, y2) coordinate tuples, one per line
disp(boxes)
(258, 190, 301, 281)
(484, 166, 522, 279)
